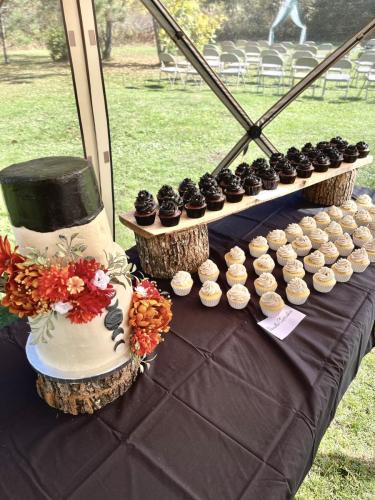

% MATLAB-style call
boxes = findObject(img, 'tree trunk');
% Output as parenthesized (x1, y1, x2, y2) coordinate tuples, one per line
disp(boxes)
(103, 17, 113, 60)
(36, 358, 140, 415)
(303, 170, 357, 206)
(135, 224, 209, 279)
(152, 17, 162, 63)
(0, 11, 9, 64)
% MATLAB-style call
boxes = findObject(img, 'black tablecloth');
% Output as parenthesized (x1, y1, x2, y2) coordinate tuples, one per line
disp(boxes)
(1, 189, 374, 500)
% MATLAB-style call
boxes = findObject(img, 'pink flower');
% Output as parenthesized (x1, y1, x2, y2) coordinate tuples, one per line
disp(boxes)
(52, 301, 73, 315)
(91, 269, 110, 290)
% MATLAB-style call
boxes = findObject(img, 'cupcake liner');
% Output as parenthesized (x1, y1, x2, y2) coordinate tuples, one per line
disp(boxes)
(254, 263, 275, 276)
(268, 241, 284, 251)
(293, 246, 311, 257)
(286, 233, 299, 243)
(254, 282, 277, 297)
(313, 279, 335, 293)
(225, 254, 245, 267)
(304, 260, 324, 274)
(367, 253, 375, 263)
(327, 233, 342, 242)
(336, 245, 354, 257)
(206, 198, 225, 211)
(199, 293, 222, 307)
(277, 255, 296, 266)
(199, 270, 220, 284)
(282, 269, 305, 283)
(350, 261, 369, 273)
(353, 237, 371, 248)
(249, 246, 268, 258)
(286, 289, 310, 305)
(260, 304, 284, 317)
(172, 284, 193, 296)
(244, 185, 261, 196)
(311, 240, 326, 250)
(333, 270, 353, 282)
(227, 297, 250, 310)
(226, 273, 247, 287)
(324, 254, 339, 265)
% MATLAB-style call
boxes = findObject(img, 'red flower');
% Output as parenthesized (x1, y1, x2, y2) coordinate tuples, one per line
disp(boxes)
(135, 279, 161, 299)
(69, 258, 101, 290)
(130, 328, 162, 357)
(0, 235, 25, 276)
(38, 265, 70, 302)
(67, 289, 113, 324)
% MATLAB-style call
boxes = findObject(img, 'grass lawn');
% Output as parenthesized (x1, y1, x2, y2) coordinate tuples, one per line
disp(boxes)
(0, 46, 374, 499)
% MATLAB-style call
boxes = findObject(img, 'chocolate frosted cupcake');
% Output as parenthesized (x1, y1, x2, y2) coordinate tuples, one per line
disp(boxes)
(274, 157, 290, 172)
(134, 190, 157, 226)
(316, 141, 331, 152)
(296, 155, 314, 178)
(306, 147, 320, 161)
(235, 162, 251, 179)
(225, 176, 245, 202)
(199, 172, 216, 191)
(205, 184, 225, 211)
(185, 192, 207, 218)
(216, 168, 233, 189)
(279, 162, 297, 184)
(252, 158, 269, 171)
(261, 168, 279, 190)
(356, 141, 370, 158)
(287, 147, 300, 163)
(327, 148, 343, 168)
(301, 142, 315, 155)
(269, 152, 285, 169)
(178, 178, 197, 197)
(313, 153, 330, 172)
(159, 199, 181, 227)
(243, 174, 262, 195)
(157, 184, 175, 205)
(183, 185, 199, 205)
(331, 136, 348, 152)
(343, 145, 359, 163)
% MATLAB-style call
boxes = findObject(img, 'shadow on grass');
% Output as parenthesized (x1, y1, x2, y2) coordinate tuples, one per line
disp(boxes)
(316, 452, 375, 479)
(0, 73, 66, 84)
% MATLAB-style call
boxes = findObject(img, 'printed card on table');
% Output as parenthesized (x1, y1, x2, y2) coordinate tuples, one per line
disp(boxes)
(258, 305, 305, 340)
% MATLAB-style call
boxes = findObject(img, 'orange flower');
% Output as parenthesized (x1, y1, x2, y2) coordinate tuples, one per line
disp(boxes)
(0, 235, 25, 276)
(131, 328, 162, 357)
(129, 295, 172, 333)
(67, 276, 84, 294)
(38, 265, 70, 302)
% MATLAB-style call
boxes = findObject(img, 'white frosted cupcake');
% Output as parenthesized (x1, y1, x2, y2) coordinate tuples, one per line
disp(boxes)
(314, 211, 331, 229)
(249, 236, 269, 258)
(348, 248, 370, 272)
(331, 259, 353, 282)
(318, 241, 339, 265)
(352, 226, 373, 248)
(304, 250, 325, 273)
(199, 280, 222, 307)
(254, 272, 277, 296)
(282, 259, 305, 283)
(276, 244, 297, 266)
(339, 215, 357, 235)
(267, 229, 287, 251)
(326, 205, 343, 222)
(364, 239, 375, 263)
(310, 228, 329, 249)
(325, 221, 343, 242)
(253, 254, 275, 276)
(225, 246, 246, 267)
(335, 232, 355, 257)
(354, 209, 371, 227)
(340, 199, 357, 216)
(198, 259, 220, 283)
(285, 223, 303, 242)
(259, 292, 285, 317)
(226, 263, 248, 286)
(227, 284, 251, 310)
(368, 205, 375, 222)
(171, 271, 194, 296)
(356, 193, 373, 210)
(369, 220, 375, 237)
(299, 216, 317, 236)
(292, 235, 312, 257)
(313, 267, 336, 293)
(286, 278, 310, 305)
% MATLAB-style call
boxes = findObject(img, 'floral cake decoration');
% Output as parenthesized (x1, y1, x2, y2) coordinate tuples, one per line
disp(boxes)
(0, 234, 172, 366)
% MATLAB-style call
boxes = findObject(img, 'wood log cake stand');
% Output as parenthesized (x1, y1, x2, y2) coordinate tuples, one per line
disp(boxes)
(36, 358, 140, 415)
(120, 157, 373, 278)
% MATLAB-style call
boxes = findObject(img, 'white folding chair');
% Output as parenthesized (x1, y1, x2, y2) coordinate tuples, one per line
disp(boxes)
(219, 52, 246, 87)
(159, 53, 185, 86)
(257, 54, 285, 94)
(353, 53, 375, 86)
(322, 60, 352, 99)
(290, 57, 319, 93)
(203, 47, 221, 69)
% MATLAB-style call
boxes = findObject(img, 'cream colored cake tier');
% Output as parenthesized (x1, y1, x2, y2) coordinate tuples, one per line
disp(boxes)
(17, 209, 133, 378)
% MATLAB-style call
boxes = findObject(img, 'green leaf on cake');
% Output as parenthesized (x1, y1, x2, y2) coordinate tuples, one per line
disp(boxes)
(30, 311, 56, 344)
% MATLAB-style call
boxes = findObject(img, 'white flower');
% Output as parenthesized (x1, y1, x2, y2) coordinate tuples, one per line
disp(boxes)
(52, 301, 73, 315)
(91, 269, 110, 290)
(135, 285, 147, 297)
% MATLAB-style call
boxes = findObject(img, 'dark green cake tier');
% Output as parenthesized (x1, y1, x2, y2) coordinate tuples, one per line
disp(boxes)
(0, 157, 103, 232)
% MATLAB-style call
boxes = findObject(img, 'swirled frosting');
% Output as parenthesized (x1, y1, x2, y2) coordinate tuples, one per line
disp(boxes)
(314, 267, 335, 282)
(286, 223, 303, 237)
(260, 292, 284, 307)
(355, 209, 371, 225)
(293, 235, 312, 248)
(228, 263, 247, 277)
(227, 284, 250, 302)
(335, 232, 353, 247)
(284, 259, 304, 272)
(326, 206, 343, 220)
(287, 277, 309, 293)
(319, 241, 339, 257)
(251, 236, 268, 248)
(364, 239, 375, 253)
(200, 281, 221, 296)
(255, 254, 274, 268)
(171, 271, 192, 287)
(277, 244, 297, 260)
(340, 215, 357, 228)
(299, 216, 316, 231)
(353, 226, 372, 241)
(307, 250, 325, 265)
(349, 248, 369, 263)
(267, 229, 286, 243)
(333, 259, 352, 273)
(255, 272, 276, 288)
(356, 194, 372, 207)
(310, 228, 329, 243)
(229, 246, 245, 259)
(341, 200, 357, 213)
(314, 211, 331, 225)
(199, 259, 219, 276)
(326, 221, 343, 235)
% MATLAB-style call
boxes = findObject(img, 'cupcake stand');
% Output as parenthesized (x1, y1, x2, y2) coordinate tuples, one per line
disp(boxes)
(120, 156, 372, 278)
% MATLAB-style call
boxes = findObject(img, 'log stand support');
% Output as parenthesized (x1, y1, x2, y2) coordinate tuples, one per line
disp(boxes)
(303, 170, 357, 206)
(135, 223, 209, 279)
(36, 358, 140, 415)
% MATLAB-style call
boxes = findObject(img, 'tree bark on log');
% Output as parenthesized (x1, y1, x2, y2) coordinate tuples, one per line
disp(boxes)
(303, 170, 357, 207)
(36, 358, 140, 415)
(135, 224, 209, 279)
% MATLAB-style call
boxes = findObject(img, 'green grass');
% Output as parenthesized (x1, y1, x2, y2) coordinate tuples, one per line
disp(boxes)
(0, 46, 374, 498)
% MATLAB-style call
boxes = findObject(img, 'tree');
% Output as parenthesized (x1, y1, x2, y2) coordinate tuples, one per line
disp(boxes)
(95, 0, 128, 60)
(0, 7, 9, 64)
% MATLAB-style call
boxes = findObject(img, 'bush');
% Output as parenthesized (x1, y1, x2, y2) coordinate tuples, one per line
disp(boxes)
(46, 28, 68, 62)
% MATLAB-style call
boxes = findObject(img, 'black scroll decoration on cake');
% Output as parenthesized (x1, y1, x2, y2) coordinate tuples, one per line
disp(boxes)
(104, 298, 125, 351)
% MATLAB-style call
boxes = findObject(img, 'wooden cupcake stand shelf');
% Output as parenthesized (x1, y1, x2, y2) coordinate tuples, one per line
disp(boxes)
(120, 156, 373, 278)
